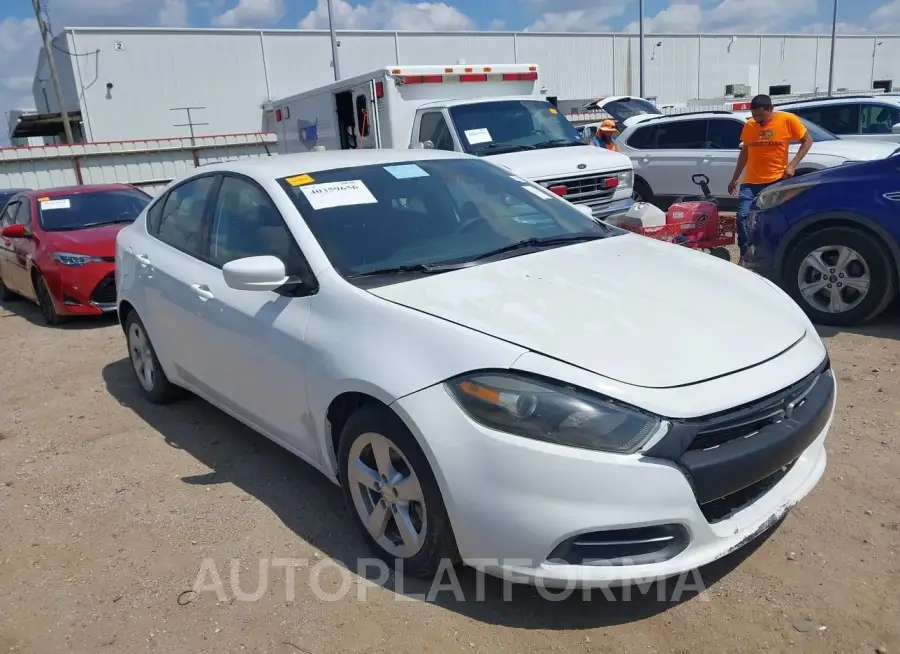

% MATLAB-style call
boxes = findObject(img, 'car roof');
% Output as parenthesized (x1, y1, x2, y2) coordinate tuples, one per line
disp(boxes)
(416, 96, 542, 110)
(777, 95, 900, 107)
(194, 149, 472, 180)
(21, 183, 138, 198)
(623, 111, 744, 129)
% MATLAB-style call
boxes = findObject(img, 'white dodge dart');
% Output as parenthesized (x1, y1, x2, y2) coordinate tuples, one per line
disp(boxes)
(115, 149, 835, 588)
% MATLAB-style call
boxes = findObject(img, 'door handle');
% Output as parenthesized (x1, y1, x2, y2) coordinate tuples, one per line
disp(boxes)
(135, 254, 152, 266)
(190, 283, 215, 300)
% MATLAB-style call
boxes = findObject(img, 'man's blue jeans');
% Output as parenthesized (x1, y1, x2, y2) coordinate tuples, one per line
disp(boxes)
(736, 182, 775, 258)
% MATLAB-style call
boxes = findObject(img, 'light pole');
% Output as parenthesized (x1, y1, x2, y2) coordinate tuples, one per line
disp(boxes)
(326, 0, 341, 81)
(638, 0, 645, 97)
(827, 0, 838, 97)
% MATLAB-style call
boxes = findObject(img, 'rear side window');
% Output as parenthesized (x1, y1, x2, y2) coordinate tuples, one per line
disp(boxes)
(792, 104, 860, 135)
(626, 124, 657, 149)
(706, 119, 743, 149)
(655, 119, 707, 149)
(154, 175, 217, 256)
(860, 104, 900, 135)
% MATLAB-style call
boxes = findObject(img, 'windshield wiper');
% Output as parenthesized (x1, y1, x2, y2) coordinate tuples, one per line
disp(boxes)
(61, 218, 135, 230)
(348, 262, 462, 279)
(464, 234, 608, 264)
(533, 139, 586, 149)
(475, 143, 537, 155)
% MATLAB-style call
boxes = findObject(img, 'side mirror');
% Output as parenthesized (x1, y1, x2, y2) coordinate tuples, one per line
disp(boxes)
(892, 123, 900, 134)
(1, 224, 28, 239)
(222, 255, 288, 292)
(422, 140, 435, 150)
(573, 204, 595, 219)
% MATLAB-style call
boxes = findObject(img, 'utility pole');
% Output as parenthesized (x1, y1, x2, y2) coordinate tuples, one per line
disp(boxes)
(827, 0, 838, 97)
(171, 106, 209, 146)
(32, 0, 74, 143)
(326, 0, 341, 81)
(638, 0, 645, 97)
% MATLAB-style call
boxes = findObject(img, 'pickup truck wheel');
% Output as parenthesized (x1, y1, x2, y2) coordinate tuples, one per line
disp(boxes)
(783, 226, 894, 327)
(633, 178, 654, 204)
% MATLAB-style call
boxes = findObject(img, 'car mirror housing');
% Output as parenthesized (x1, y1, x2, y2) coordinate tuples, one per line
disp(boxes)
(892, 123, 900, 135)
(1, 224, 29, 239)
(222, 255, 288, 292)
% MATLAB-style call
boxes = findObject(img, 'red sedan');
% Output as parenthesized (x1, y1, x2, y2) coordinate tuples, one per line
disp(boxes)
(0, 184, 151, 325)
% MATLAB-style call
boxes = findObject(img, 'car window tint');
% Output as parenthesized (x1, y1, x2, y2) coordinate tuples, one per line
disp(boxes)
(655, 119, 706, 149)
(145, 197, 165, 233)
(209, 176, 306, 274)
(0, 201, 18, 227)
(706, 118, 743, 149)
(626, 124, 656, 149)
(13, 201, 31, 227)
(860, 104, 900, 135)
(418, 112, 454, 151)
(793, 104, 860, 134)
(156, 176, 217, 255)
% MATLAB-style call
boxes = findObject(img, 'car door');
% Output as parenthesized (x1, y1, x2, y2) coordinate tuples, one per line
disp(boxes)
(700, 117, 744, 199)
(194, 174, 318, 459)
(138, 173, 221, 389)
(10, 200, 38, 299)
(639, 118, 707, 200)
(0, 200, 21, 294)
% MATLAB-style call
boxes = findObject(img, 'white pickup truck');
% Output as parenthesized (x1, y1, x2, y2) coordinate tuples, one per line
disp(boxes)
(266, 64, 635, 220)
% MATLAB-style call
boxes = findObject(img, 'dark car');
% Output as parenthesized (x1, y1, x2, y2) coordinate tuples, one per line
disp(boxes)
(743, 150, 900, 326)
(0, 184, 151, 324)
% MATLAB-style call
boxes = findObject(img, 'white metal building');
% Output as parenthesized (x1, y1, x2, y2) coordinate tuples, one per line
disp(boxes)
(19, 27, 900, 143)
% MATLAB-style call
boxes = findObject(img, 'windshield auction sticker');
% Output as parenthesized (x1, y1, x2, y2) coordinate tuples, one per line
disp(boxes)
(299, 180, 378, 210)
(464, 128, 492, 144)
(40, 199, 71, 210)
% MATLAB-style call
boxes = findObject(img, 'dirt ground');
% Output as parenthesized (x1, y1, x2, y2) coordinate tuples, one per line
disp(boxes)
(1, 291, 898, 654)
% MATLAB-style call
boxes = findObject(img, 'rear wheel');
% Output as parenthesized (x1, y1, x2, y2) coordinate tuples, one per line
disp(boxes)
(783, 226, 895, 326)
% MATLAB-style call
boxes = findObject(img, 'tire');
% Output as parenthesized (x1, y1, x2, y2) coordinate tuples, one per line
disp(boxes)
(34, 273, 64, 326)
(783, 226, 895, 327)
(338, 404, 459, 579)
(709, 246, 731, 262)
(124, 311, 183, 404)
(633, 177, 654, 205)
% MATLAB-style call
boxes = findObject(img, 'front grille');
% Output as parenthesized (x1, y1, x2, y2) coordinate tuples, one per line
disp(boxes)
(91, 274, 116, 305)
(537, 170, 625, 206)
(700, 459, 796, 523)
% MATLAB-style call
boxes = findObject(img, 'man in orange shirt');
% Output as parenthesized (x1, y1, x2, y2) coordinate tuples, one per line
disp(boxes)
(728, 94, 813, 260)
(591, 120, 623, 152)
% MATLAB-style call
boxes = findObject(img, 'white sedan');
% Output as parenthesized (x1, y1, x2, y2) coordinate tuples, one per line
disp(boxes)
(115, 149, 835, 588)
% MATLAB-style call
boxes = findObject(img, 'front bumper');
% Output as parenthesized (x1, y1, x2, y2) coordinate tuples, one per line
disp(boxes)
(391, 365, 834, 588)
(44, 261, 117, 316)
(587, 197, 635, 220)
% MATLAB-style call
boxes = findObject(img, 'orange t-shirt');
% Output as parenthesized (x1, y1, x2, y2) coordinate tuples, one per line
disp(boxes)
(739, 112, 808, 185)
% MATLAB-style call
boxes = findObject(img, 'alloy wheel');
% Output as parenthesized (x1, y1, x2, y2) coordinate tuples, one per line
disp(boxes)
(346, 432, 427, 559)
(128, 322, 155, 392)
(797, 245, 871, 315)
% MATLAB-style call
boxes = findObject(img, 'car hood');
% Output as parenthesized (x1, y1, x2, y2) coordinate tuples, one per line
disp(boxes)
(45, 223, 128, 257)
(368, 235, 809, 389)
(806, 139, 898, 160)
(486, 146, 632, 180)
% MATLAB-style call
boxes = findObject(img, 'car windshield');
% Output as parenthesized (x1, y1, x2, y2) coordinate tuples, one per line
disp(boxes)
(600, 98, 662, 122)
(448, 100, 585, 155)
(278, 158, 618, 281)
(38, 189, 151, 231)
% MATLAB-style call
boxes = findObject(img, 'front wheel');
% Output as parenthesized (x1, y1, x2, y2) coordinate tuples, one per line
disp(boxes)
(338, 404, 459, 579)
(34, 274, 63, 326)
(783, 226, 895, 326)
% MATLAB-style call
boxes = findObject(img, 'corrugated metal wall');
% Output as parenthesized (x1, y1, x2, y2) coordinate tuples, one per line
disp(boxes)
(45, 28, 900, 143)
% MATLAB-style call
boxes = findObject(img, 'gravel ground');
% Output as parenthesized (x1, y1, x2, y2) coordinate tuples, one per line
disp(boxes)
(0, 291, 898, 654)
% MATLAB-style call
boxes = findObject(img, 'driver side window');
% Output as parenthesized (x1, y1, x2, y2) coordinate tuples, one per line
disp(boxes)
(0, 202, 18, 227)
(418, 112, 454, 151)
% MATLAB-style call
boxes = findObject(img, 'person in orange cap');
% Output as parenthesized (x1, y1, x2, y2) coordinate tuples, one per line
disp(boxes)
(591, 119, 622, 152)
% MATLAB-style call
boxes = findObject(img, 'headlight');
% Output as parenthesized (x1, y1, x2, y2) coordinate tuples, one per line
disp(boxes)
(445, 372, 662, 454)
(51, 252, 105, 267)
(753, 183, 816, 211)
(617, 169, 634, 188)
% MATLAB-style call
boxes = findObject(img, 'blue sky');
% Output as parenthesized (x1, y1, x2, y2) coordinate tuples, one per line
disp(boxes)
(2, 0, 899, 133)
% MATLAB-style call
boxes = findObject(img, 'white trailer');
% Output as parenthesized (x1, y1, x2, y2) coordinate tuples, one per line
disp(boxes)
(266, 64, 635, 219)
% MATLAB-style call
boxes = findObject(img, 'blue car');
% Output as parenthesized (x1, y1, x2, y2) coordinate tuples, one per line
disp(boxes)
(743, 150, 900, 327)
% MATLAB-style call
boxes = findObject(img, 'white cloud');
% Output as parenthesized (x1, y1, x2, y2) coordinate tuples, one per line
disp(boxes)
(212, 0, 285, 27)
(158, 0, 190, 27)
(526, 0, 629, 31)
(298, 0, 475, 30)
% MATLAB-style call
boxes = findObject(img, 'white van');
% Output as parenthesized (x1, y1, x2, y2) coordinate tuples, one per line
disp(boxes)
(266, 64, 635, 220)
